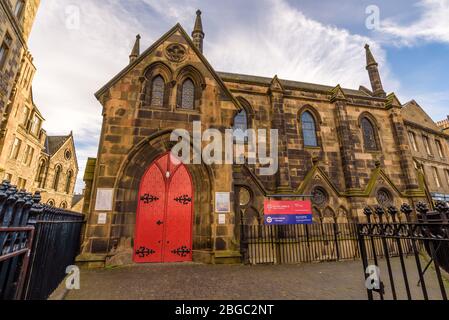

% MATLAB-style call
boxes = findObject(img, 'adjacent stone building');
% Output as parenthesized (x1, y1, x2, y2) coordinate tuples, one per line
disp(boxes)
(437, 117, 449, 135)
(79, 11, 449, 266)
(0, 0, 40, 119)
(404, 110, 449, 203)
(0, 49, 79, 209)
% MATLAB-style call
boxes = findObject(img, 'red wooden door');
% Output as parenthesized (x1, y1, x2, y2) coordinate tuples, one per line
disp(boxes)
(134, 153, 193, 263)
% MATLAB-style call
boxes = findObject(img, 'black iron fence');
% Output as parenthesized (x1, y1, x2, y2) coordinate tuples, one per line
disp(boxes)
(241, 223, 358, 264)
(0, 181, 84, 300)
(358, 202, 449, 300)
(241, 221, 419, 265)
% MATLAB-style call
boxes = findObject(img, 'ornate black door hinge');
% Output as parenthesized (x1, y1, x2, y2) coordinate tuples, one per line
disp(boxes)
(171, 246, 191, 257)
(174, 194, 192, 205)
(140, 194, 160, 204)
(135, 246, 156, 258)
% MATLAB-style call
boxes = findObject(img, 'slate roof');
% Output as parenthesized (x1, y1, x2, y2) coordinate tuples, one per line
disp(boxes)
(45, 135, 70, 156)
(217, 71, 366, 96)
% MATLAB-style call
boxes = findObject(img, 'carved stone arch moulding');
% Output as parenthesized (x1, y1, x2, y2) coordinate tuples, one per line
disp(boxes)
(323, 206, 336, 218)
(112, 130, 214, 251)
(338, 206, 349, 217)
(358, 111, 382, 151)
(236, 97, 255, 116)
(312, 206, 322, 222)
(175, 65, 206, 110)
(237, 185, 253, 208)
(231, 96, 255, 129)
(140, 62, 174, 108)
(297, 104, 323, 124)
(357, 111, 380, 129)
(143, 61, 174, 83)
(175, 65, 206, 89)
(298, 104, 323, 149)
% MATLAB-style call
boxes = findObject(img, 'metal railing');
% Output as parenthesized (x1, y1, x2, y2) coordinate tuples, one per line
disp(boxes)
(0, 181, 84, 300)
(241, 223, 359, 264)
(358, 202, 449, 300)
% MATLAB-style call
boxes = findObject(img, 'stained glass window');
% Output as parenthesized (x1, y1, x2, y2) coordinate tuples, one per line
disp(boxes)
(301, 111, 318, 147)
(312, 187, 328, 206)
(150, 76, 165, 107)
(376, 189, 392, 207)
(361, 117, 378, 151)
(181, 79, 195, 109)
(233, 110, 248, 141)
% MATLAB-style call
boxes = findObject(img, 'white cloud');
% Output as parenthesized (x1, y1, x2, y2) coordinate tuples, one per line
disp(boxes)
(140, 0, 197, 24)
(29, 0, 145, 193)
(379, 0, 449, 46)
(206, 0, 398, 91)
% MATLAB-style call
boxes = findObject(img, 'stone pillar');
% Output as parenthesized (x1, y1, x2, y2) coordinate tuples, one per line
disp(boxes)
(332, 87, 361, 190)
(387, 94, 419, 191)
(269, 76, 291, 192)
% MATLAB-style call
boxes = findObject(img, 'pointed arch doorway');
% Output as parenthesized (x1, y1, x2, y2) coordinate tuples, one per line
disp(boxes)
(133, 152, 194, 263)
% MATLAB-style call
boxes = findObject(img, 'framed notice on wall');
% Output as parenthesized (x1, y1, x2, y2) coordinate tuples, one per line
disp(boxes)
(215, 192, 230, 213)
(95, 188, 114, 211)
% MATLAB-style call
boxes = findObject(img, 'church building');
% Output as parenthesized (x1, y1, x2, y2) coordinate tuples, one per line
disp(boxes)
(78, 11, 449, 267)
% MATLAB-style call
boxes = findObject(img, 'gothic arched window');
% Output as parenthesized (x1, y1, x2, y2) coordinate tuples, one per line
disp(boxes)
(301, 111, 318, 147)
(233, 109, 248, 141)
(180, 79, 195, 109)
(36, 159, 47, 188)
(361, 117, 379, 151)
(150, 76, 165, 107)
(65, 170, 73, 194)
(53, 165, 62, 191)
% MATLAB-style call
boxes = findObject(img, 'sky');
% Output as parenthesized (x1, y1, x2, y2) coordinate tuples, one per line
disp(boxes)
(27, 0, 449, 193)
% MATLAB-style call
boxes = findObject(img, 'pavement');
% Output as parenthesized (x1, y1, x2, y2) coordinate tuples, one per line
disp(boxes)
(56, 257, 449, 300)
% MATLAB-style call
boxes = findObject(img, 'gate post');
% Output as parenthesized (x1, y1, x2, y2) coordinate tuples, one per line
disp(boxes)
(357, 223, 373, 300)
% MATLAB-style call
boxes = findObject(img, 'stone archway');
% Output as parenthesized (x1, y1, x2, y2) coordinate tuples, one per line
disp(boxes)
(106, 130, 214, 265)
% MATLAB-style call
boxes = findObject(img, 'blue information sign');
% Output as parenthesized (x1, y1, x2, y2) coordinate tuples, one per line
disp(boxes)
(264, 214, 313, 225)
(264, 200, 313, 225)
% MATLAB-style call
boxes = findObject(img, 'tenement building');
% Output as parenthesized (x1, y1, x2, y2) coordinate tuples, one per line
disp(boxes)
(79, 11, 449, 266)
(0, 0, 40, 119)
(437, 117, 449, 135)
(0, 49, 79, 209)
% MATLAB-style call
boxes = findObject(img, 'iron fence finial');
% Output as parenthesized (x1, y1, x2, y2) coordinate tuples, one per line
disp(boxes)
(416, 202, 429, 216)
(400, 203, 413, 216)
(388, 206, 398, 222)
(363, 207, 373, 217)
(374, 205, 385, 217)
